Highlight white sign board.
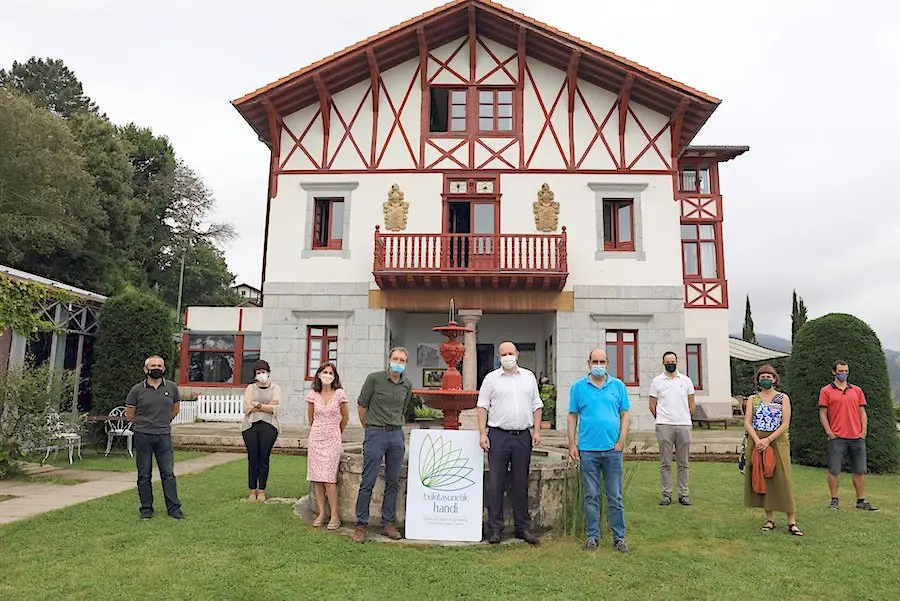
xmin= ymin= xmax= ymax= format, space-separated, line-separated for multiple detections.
xmin=405 ymin=429 xmax=484 ymax=542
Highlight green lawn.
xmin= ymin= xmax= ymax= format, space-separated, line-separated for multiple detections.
xmin=1 ymin=457 xmax=898 ymax=601
xmin=32 ymin=450 xmax=208 ymax=472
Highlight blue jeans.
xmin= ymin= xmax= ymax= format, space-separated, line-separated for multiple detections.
xmin=355 ymin=428 xmax=405 ymax=526
xmin=580 ymin=449 xmax=625 ymax=541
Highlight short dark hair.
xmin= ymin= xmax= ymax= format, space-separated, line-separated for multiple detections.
xmin=662 ymin=351 xmax=678 ymax=361
xmin=756 ymin=364 xmax=780 ymax=387
xmin=312 ymin=362 xmax=343 ymax=392
xmin=832 ymin=360 xmax=849 ymax=371
xmin=253 ymin=360 xmax=270 ymax=372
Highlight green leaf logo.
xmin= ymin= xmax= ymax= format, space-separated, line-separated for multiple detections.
xmin=418 ymin=433 xmax=475 ymax=491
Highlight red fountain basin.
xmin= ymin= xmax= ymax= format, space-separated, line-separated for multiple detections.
xmin=412 ymin=389 xmax=480 ymax=431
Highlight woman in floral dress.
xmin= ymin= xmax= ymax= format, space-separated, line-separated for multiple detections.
xmin=306 ymin=362 xmax=348 ymax=529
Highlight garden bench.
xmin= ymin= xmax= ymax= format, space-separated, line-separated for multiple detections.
xmin=691 ymin=405 xmax=729 ymax=429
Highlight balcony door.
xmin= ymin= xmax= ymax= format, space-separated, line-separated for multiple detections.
xmin=444 ymin=176 xmax=500 ymax=271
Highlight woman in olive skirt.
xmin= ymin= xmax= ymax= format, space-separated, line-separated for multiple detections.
xmin=743 ymin=365 xmax=803 ymax=536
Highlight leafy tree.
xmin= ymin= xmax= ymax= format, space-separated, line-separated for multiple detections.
xmin=0 ymin=57 xmax=98 ymax=118
xmin=0 ymin=90 xmax=105 ymax=286
xmin=730 ymin=356 xmax=789 ymax=398
xmin=791 ymin=290 xmax=808 ymax=343
xmin=91 ymin=289 xmax=175 ymax=415
xmin=785 ymin=313 xmax=900 ymax=474
xmin=156 ymin=239 xmax=241 ymax=310
xmin=742 ymin=296 xmax=757 ymax=344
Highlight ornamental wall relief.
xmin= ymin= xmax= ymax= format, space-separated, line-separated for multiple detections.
xmin=533 ymin=183 xmax=559 ymax=232
xmin=382 ymin=183 xmax=409 ymax=231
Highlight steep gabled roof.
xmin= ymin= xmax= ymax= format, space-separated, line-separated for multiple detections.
xmin=233 ymin=0 xmax=720 ymax=151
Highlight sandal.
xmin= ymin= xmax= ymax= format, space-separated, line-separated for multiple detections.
xmin=326 ymin=518 xmax=341 ymax=531
xmin=761 ymin=520 xmax=776 ymax=531
xmin=312 ymin=515 xmax=326 ymax=527
xmin=788 ymin=523 xmax=804 ymax=536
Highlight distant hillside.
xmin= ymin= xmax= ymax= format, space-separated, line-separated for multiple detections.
xmin=731 ymin=333 xmax=899 ymax=401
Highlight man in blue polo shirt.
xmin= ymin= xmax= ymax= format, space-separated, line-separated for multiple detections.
xmin=567 ymin=347 xmax=630 ymax=553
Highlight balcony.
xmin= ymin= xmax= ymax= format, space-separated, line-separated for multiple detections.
xmin=372 ymin=226 xmax=568 ymax=290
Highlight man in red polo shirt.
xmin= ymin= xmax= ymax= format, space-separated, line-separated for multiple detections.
xmin=818 ymin=360 xmax=878 ymax=511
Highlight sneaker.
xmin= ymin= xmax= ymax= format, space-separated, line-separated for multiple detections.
xmin=829 ymin=498 xmax=840 ymax=510
xmin=582 ymin=538 xmax=599 ymax=552
xmin=659 ymin=496 xmax=672 ymax=506
xmin=613 ymin=539 xmax=630 ymax=553
xmin=679 ymin=496 xmax=692 ymax=506
xmin=383 ymin=523 xmax=402 ymax=540
xmin=352 ymin=526 xmax=367 ymax=543
xmin=856 ymin=500 xmax=879 ymax=511
xmin=140 ymin=514 xmax=152 ymax=521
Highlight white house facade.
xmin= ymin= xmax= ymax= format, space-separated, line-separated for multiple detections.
xmin=216 ymin=0 xmax=748 ymax=430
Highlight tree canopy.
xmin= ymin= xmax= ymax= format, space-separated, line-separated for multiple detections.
xmin=785 ymin=313 xmax=900 ymax=474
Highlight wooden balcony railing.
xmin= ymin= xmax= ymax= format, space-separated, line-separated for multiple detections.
xmin=372 ymin=226 xmax=568 ymax=290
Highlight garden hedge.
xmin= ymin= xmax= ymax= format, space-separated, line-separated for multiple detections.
xmin=91 ymin=290 xmax=175 ymax=415
xmin=785 ymin=313 xmax=899 ymax=474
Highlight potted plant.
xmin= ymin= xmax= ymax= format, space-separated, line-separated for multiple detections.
xmin=539 ymin=384 xmax=556 ymax=429
xmin=414 ymin=405 xmax=444 ymax=428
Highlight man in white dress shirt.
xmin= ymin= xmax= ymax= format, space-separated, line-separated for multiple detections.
xmin=648 ymin=351 xmax=696 ymax=506
xmin=477 ymin=341 xmax=543 ymax=545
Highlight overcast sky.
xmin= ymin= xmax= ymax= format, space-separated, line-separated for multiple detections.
xmin=3 ymin=0 xmax=898 ymax=348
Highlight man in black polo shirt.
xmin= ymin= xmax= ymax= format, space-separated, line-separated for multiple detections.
xmin=352 ymin=347 xmax=412 ymax=543
xmin=126 ymin=355 xmax=183 ymax=520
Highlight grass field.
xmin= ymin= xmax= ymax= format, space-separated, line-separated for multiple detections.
xmin=1 ymin=456 xmax=897 ymax=601
xmin=31 ymin=450 xmax=208 ymax=472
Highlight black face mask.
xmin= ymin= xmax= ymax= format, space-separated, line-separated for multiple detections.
xmin=664 ymin=364 xmax=677 ymax=373
xmin=147 ymin=368 xmax=165 ymax=379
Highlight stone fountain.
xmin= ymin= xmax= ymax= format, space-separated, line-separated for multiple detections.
xmin=411 ymin=299 xmax=480 ymax=430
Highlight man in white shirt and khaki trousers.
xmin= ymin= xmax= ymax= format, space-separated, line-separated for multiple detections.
xmin=477 ymin=342 xmax=543 ymax=545
xmin=648 ymin=351 xmax=696 ymax=506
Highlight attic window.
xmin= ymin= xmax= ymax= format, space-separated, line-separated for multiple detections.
xmin=430 ymin=88 xmax=467 ymax=132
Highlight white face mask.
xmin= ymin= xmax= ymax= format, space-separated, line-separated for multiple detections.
xmin=255 ymin=372 xmax=270 ymax=383
xmin=319 ymin=373 xmax=335 ymax=386
xmin=500 ymin=355 xmax=517 ymax=370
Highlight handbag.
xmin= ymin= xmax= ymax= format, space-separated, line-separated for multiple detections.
xmin=737 ymin=432 xmax=748 ymax=474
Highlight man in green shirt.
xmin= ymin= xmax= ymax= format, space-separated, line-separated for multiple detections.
xmin=353 ymin=347 xmax=412 ymax=543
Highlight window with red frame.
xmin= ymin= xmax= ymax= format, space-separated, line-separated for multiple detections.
xmin=679 ymin=164 xmax=711 ymax=193
xmin=307 ymin=326 xmax=338 ymax=379
xmin=184 ymin=333 xmax=261 ymax=385
xmin=606 ymin=330 xmax=638 ymax=385
xmin=312 ymin=198 xmax=344 ymax=249
xmin=602 ymin=199 xmax=635 ymax=251
xmin=478 ymin=89 xmax=513 ymax=132
xmin=429 ymin=88 xmax=467 ymax=132
xmin=681 ymin=224 xmax=719 ymax=278
xmin=685 ymin=343 xmax=702 ymax=390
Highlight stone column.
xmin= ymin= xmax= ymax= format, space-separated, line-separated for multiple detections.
xmin=457 ymin=309 xmax=482 ymax=430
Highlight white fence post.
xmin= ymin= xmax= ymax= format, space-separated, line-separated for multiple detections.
xmin=196 ymin=394 xmax=244 ymax=422
xmin=172 ymin=400 xmax=199 ymax=425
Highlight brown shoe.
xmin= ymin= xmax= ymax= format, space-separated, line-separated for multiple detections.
xmin=352 ymin=526 xmax=367 ymax=543
xmin=383 ymin=523 xmax=402 ymax=540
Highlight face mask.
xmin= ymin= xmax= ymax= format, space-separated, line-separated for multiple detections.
xmin=319 ymin=373 xmax=334 ymax=385
xmin=759 ymin=379 xmax=774 ymax=389
xmin=590 ymin=366 xmax=607 ymax=378
xmin=147 ymin=368 xmax=164 ymax=379
xmin=836 ymin=373 xmax=849 ymax=382
xmin=664 ymin=364 xmax=677 ymax=373
xmin=255 ymin=372 xmax=270 ymax=383
xmin=389 ymin=362 xmax=405 ymax=374
xmin=500 ymin=356 xmax=517 ymax=370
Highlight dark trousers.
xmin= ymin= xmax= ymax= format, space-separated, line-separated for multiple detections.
xmin=134 ymin=432 xmax=181 ymax=517
xmin=487 ymin=427 xmax=532 ymax=534
xmin=242 ymin=421 xmax=279 ymax=489
xmin=355 ymin=428 xmax=405 ymax=526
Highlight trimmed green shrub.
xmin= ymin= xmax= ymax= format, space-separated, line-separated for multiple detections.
xmin=731 ymin=356 xmax=789 ymax=398
xmin=785 ymin=313 xmax=900 ymax=474
xmin=91 ymin=289 xmax=175 ymax=415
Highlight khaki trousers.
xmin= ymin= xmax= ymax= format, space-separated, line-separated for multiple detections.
xmin=656 ymin=424 xmax=691 ymax=498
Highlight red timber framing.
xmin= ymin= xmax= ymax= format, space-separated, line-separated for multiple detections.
xmin=233 ymin=0 xmax=722 ymax=176
xmin=675 ymin=146 xmax=748 ymax=310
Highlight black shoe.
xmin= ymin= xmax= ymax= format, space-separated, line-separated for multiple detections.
xmin=829 ymin=498 xmax=840 ymax=510
xmin=516 ymin=531 xmax=540 ymax=545
xmin=488 ymin=532 xmax=501 ymax=544
xmin=856 ymin=500 xmax=879 ymax=511
xmin=582 ymin=537 xmax=599 ymax=552
xmin=659 ymin=496 xmax=672 ymax=506
xmin=169 ymin=512 xmax=184 ymax=520
xmin=613 ymin=538 xmax=630 ymax=553
xmin=679 ymin=496 xmax=692 ymax=506
xmin=140 ymin=514 xmax=153 ymax=521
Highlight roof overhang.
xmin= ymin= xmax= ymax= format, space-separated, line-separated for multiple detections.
xmin=682 ymin=145 xmax=750 ymax=163
xmin=0 ymin=264 xmax=107 ymax=304
xmin=233 ymin=0 xmax=720 ymax=152
xmin=728 ymin=337 xmax=789 ymax=362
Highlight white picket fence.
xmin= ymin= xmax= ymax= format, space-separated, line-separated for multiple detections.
xmin=172 ymin=400 xmax=199 ymax=425
xmin=196 ymin=394 xmax=244 ymax=422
